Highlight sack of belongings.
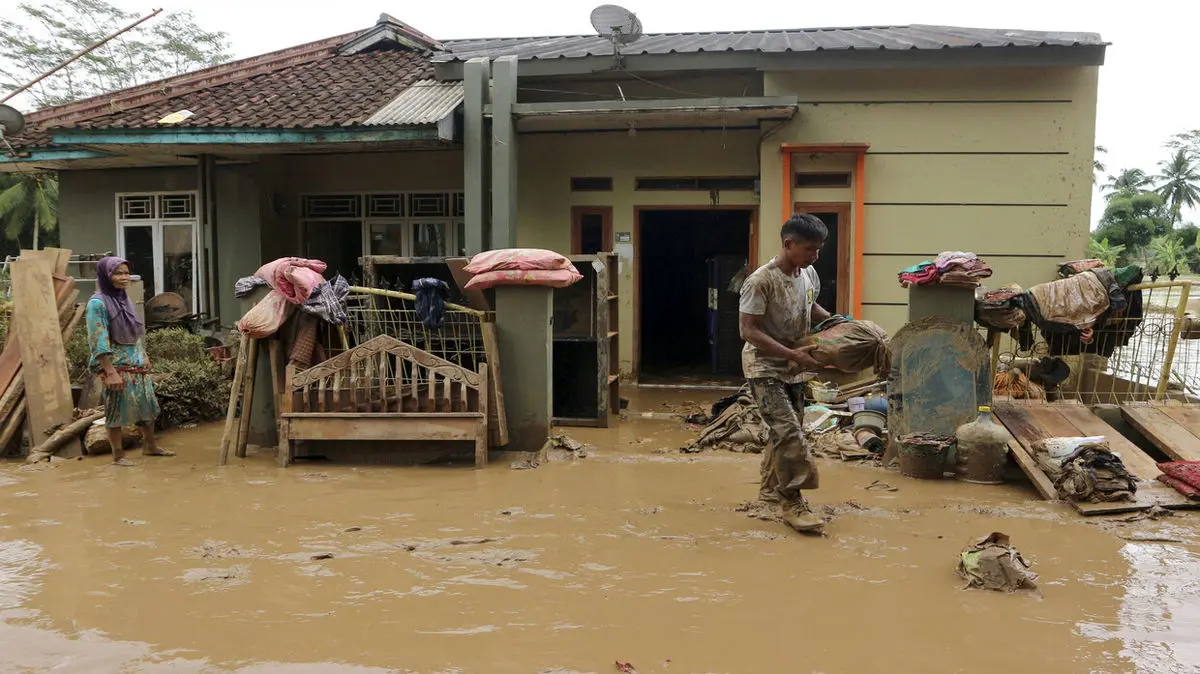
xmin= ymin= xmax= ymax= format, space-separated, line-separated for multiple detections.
xmin=1032 ymin=436 xmax=1137 ymax=502
xmin=956 ymin=532 xmax=1039 ymax=593
xmin=801 ymin=316 xmax=891 ymax=375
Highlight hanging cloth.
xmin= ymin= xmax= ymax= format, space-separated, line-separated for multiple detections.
xmin=413 ymin=278 xmax=450 ymax=330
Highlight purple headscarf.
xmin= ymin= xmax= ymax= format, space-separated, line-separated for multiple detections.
xmin=92 ymin=256 xmax=144 ymax=345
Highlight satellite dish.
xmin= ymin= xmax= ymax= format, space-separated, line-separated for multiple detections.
xmin=0 ymin=105 xmax=25 ymax=137
xmin=590 ymin=4 xmax=643 ymax=46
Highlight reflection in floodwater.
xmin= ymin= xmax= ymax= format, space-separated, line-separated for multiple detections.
xmin=1079 ymin=543 xmax=1200 ymax=673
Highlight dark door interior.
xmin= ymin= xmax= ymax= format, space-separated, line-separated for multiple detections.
xmin=801 ymin=209 xmax=841 ymax=315
xmin=578 ymin=212 xmax=606 ymax=255
xmin=305 ymin=221 xmax=363 ymax=281
xmin=639 ymin=209 xmax=751 ymax=380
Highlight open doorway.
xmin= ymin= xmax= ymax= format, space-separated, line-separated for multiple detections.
xmin=638 ymin=208 xmax=753 ymax=385
xmin=793 ymin=202 xmax=851 ymax=316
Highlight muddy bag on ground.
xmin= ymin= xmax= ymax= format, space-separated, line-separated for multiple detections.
xmin=957 ymin=532 xmax=1038 ymax=593
xmin=801 ymin=317 xmax=891 ymax=375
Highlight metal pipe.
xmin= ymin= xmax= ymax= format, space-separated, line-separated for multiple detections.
xmin=0 ymin=9 xmax=164 ymax=106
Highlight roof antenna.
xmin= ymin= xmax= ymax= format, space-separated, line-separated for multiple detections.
xmin=590 ymin=4 xmax=643 ymax=68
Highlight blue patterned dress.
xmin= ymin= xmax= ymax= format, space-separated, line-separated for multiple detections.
xmin=86 ymin=298 xmax=160 ymax=428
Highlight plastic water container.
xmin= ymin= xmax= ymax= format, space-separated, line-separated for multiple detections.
xmin=848 ymin=397 xmax=866 ymax=413
xmin=954 ymin=406 xmax=1009 ymax=484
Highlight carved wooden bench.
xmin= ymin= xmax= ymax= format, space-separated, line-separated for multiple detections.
xmin=278 ymin=335 xmax=489 ymax=467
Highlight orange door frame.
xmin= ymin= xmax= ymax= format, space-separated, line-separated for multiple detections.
xmin=780 ymin=143 xmax=869 ymax=318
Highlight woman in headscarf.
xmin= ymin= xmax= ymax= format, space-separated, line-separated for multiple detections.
xmin=86 ymin=257 xmax=174 ymax=465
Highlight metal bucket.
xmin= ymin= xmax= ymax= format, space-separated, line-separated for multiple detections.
xmin=898 ymin=437 xmax=950 ymax=480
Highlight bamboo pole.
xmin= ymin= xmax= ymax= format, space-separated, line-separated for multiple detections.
xmin=348 ymin=285 xmax=485 ymax=317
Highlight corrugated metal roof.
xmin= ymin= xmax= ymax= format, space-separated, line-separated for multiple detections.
xmin=363 ymin=79 xmax=464 ymax=126
xmin=436 ymin=25 xmax=1105 ymax=63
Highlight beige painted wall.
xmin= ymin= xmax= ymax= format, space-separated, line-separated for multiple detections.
xmin=516 ymin=130 xmax=760 ymax=374
xmin=761 ymin=66 xmax=1100 ymax=334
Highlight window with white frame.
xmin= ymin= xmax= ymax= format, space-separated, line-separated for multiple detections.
xmin=115 ymin=192 xmax=200 ymax=314
xmin=300 ymin=191 xmax=466 ymax=279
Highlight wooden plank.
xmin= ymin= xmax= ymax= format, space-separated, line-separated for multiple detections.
xmin=1121 ymin=404 xmax=1200 ymax=463
xmin=480 ymin=321 xmax=508 ymax=447
xmin=1054 ymin=405 xmax=1197 ymax=513
xmin=218 ymin=333 xmax=250 ymax=465
xmin=1160 ymin=406 xmax=1200 ymax=437
xmin=445 ymin=257 xmax=491 ymax=312
xmin=284 ymin=415 xmax=479 ymax=441
xmin=235 ymin=338 xmax=259 ymax=458
xmin=991 ymin=406 xmax=1058 ymax=501
xmin=44 ymin=247 xmax=71 ymax=276
xmin=10 ymin=258 xmax=73 ymax=444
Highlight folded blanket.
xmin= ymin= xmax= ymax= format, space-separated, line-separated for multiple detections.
xmin=1157 ymin=461 xmax=1200 ymax=496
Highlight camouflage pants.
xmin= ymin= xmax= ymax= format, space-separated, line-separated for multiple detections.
xmin=749 ymin=378 xmax=819 ymax=505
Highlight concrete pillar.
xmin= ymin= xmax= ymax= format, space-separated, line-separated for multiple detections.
xmin=198 ymin=154 xmax=219 ymax=320
xmin=490 ymin=55 xmax=519 ymax=250
xmin=463 ymin=57 xmax=491 ymax=256
xmin=494 ymin=285 xmax=552 ymax=452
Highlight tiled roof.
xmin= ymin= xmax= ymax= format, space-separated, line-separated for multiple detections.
xmin=437 ymin=24 xmax=1106 ymax=62
xmin=364 ymin=80 xmax=464 ymax=126
xmin=65 ymin=50 xmax=432 ymax=131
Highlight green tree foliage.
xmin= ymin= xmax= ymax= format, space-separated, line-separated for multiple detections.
xmin=1093 ymin=145 xmax=1107 ymax=184
xmin=1155 ymin=148 xmax=1200 ymax=224
xmin=1146 ymin=235 xmax=1192 ymax=274
xmin=0 ymin=171 xmax=57 ymax=249
xmin=1087 ymin=237 xmax=1125 ymax=267
xmin=1102 ymin=168 xmax=1154 ymax=202
xmin=0 ymin=0 xmax=231 ymax=108
xmin=1093 ymin=191 xmax=1172 ymax=251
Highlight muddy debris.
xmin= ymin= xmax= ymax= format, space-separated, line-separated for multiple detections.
xmin=343 ymin=526 xmax=363 ymax=533
xmin=189 ymin=541 xmax=249 ymax=559
xmin=615 ymin=661 xmax=639 ymax=674
xmin=544 ymin=433 xmax=593 ymax=461
xmin=865 ymin=480 xmax=899 ymax=492
xmin=956 ymin=532 xmax=1039 ymax=594
xmin=311 ymin=553 xmax=335 ymax=560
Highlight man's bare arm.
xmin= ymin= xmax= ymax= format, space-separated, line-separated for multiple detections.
xmin=740 ymin=312 xmax=819 ymax=368
xmin=811 ymin=302 xmax=832 ymax=326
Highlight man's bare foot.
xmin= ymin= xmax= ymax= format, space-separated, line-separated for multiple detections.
xmin=143 ymin=448 xmax=175 ymax=457
xmin=112 ymin=457 xmax=138 ymax=467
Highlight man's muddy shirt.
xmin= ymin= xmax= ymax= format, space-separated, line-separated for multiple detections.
xmin=739 ymin=259 xmax=820 ymax=383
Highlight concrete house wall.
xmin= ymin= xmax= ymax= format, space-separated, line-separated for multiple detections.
xmin=761 ymin=66 xmax=1099 ymax=331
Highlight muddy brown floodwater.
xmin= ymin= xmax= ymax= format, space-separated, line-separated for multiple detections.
xmin=2 ymin=389 xmax=1199 ymax=673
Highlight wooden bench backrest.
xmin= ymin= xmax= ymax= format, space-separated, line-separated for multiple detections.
xmin=286 ymin=335 xmax=487 ymax=415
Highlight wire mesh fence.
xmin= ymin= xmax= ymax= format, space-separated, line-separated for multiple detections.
xmin=991 ymin=281 xmax=1197 ymax=405
xmin=317 ymin=289 xmax=491 ymax=373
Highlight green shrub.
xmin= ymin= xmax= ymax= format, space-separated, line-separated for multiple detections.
xmin=151 ymin=358 xmax=230 ymax=428
xmin=65 ymin=321 xmax=90 ymax=382
xmin=146 ymin=328 xmax=209 ymax=362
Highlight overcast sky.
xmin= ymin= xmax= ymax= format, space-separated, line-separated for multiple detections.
xmin=5 ymin=0 xmax=1197 ymax=226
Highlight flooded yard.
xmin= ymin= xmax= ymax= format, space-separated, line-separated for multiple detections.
xmin=1 ymin=391 xmax=1198 ymax=673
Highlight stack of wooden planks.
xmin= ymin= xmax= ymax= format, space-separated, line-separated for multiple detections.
xmin=0 ymin=248 xmax=86 ymax=457
xmin=994 ymin=401 xmax=1200 ymax=515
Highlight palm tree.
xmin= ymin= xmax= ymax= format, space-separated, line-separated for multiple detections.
xmin=1087 ymin=237 xmax=1125 ymax=267
xmin=1093 ymin=145 xmax=1107 ymax=184
xmin=0 ymin=171 xmax=58 ymax=249
xmin=1103 ymin=168 xmax=1153 ymax=201
xmin=1155 ymin=149 xmax=1200 ymax=225
xmin=1146 ymin=235 xmax=1191 ymax=274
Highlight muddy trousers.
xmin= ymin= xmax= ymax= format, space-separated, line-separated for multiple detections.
xmin=748 ymin=378 xmax=819 ymax=505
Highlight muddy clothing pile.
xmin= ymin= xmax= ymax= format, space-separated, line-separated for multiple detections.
xmin=681 ymin=387 xmax=768 ymax=454
xmin=956 ymin=532 xmax=1039 ymax=593
xmin=1034 ymin=438 xmax=1137 ymax=503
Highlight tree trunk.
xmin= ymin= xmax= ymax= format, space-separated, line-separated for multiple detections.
xmin=32 ymin=211 xmax=38 ymax=250
xmin=26 ymin=410 xmax=105 ymax=462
